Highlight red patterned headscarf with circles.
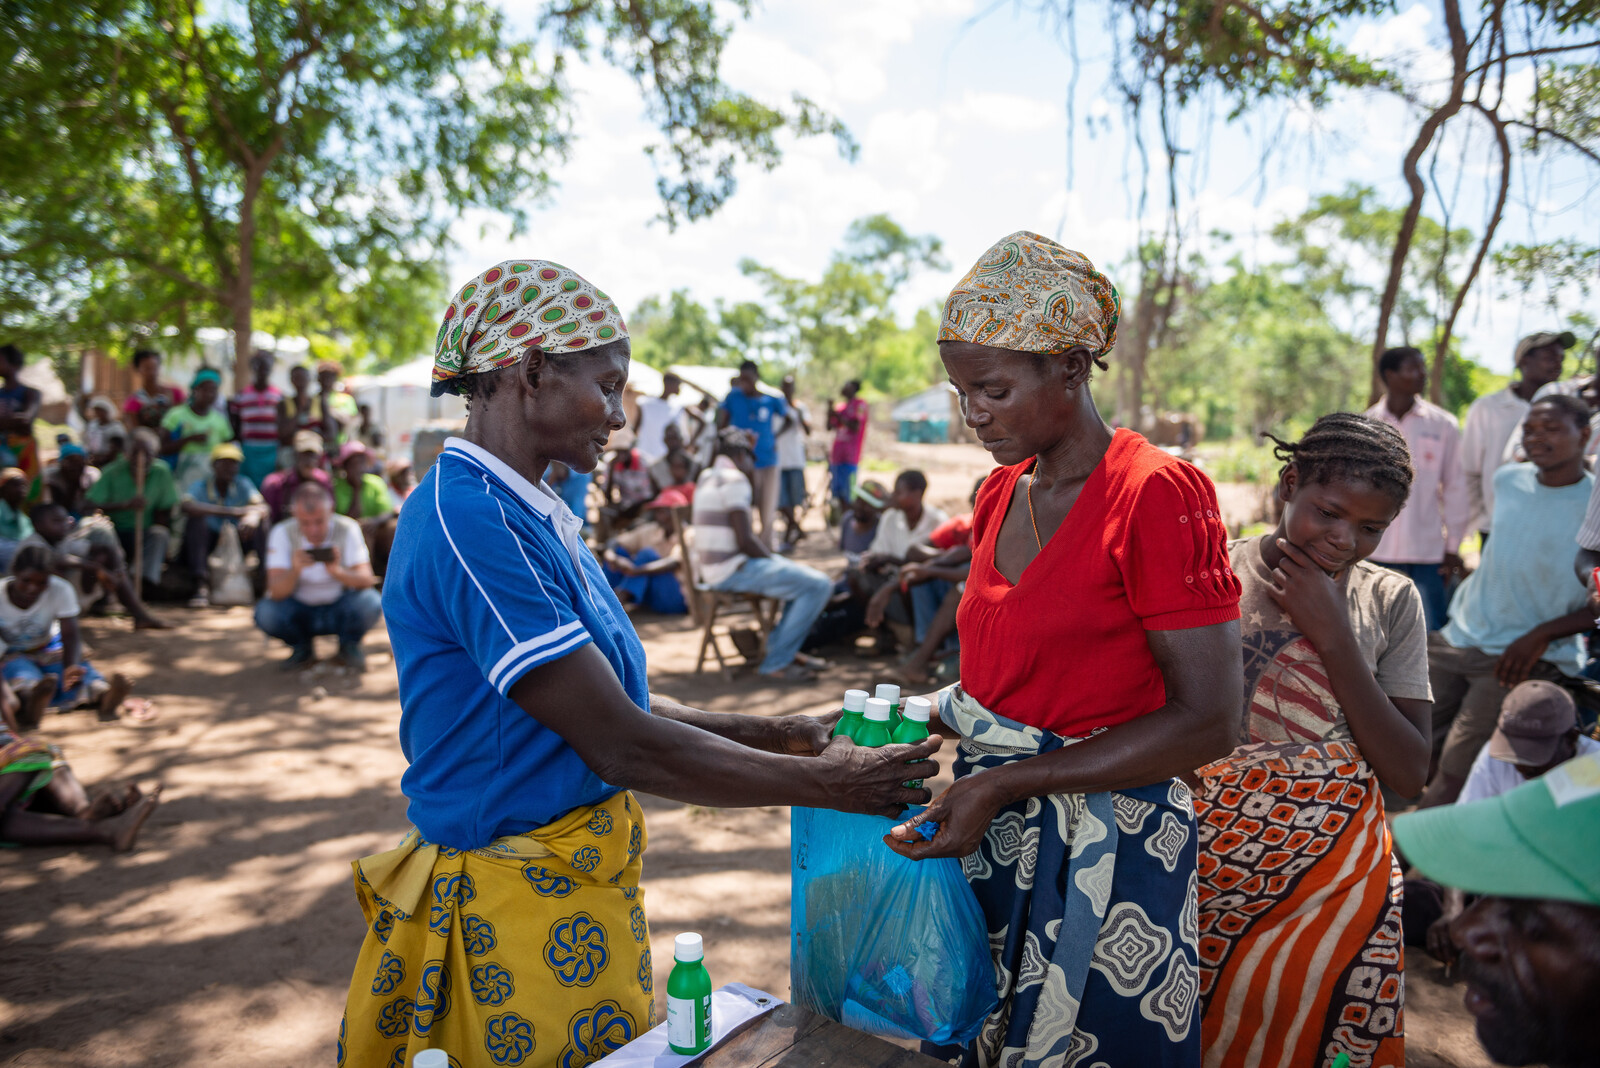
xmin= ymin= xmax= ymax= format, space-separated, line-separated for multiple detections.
xmin=431 ymin=260 xmax=628 ymax=397
xmin=939 ymin=232 xmax=1120 ymax=358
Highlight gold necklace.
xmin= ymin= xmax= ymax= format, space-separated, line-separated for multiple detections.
xmin=1026 ymin=474 xmax=1043 ymax=551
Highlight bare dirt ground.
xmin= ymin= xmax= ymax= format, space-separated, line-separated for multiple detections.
xmin=0 ymin=449 xmax=1493 ymax=1067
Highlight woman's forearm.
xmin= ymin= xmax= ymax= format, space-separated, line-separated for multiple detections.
xmin=1316 ymin=628 xmax=1429 ymax=795
xmin=649 ymin=692 xmax=789 ymax=752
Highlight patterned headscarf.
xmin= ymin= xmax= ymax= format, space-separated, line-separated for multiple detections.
xmin=939 ymin=232 xmax=1121 ymax=359
xmin=431 ymin=259 xmax=628 ymax=397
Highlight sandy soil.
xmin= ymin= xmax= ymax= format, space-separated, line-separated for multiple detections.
xmin=0 ymin=455 xmax=1494 ymax=1067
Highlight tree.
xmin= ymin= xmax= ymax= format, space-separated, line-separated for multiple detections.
xmin=0 ymin=0 xmax=852 ymax=379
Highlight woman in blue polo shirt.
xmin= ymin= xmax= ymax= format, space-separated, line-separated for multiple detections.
xmin=340 ymin=259 xmax=939 ymax=1067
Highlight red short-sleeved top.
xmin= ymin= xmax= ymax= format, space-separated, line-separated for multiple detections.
xmin=957 ymin=429 xmax=1240 ymax=736
xmin=928 ymin=513 xmax=974 ymax=550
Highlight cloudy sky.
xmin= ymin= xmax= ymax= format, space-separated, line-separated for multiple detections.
xmin=453 ymin=0 xmax=1600 ymax=373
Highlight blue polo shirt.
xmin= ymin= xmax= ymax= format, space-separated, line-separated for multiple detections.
xmin=718 ymin=389 xmax=789 ymax=469
xmin=384 ymin=437 xmax=649 ymax=850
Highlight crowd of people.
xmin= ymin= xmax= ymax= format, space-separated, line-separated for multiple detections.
xmin=6 ymin=237 xmax=1600 ymax=1068
xmin=0 ymin=345 xmax=408 ymax=855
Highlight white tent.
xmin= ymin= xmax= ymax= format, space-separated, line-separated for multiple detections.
xmin=666 ymin=363 xmax=782 ymax=401
xmin=350 ymin=356 xmax=467 ymax=461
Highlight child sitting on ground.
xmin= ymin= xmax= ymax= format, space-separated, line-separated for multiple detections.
xmin=2 ymin=545 xmax=133 ymax=727
xmin=0 ymin=677 xmax=159 ymax=851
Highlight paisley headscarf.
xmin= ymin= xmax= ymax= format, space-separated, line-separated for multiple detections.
xmin=431 ymin=260 xmax=628 ymax=397
xmin=939 ymin=232 xmax=1121 ymax=359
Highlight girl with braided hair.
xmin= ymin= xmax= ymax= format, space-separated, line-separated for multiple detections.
xmin=1194 ymin=413 xmax=1432 ymax=1068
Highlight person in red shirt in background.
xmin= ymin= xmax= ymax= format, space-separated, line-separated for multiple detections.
xmin=826 ymin=379 xmax=868 ymax=517
xmin=888 ymin=475 xmax=985 ymax=685
xmin=886 ymin=232 xmax=1241 ymax=1066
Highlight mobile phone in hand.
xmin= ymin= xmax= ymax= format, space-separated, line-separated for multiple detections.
xmin=309 ymin=546 xmax=335 ymax=563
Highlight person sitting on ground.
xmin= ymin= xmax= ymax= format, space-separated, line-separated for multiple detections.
xmin=0 ymin=680 xmax=160 ymax=851
xmin=257 ymin=482 xmax=382 ymax=671
xmin=1392 ymin=751 xmax=1600 ymax=1068
xmin=602 ymin=490 xmax=689 ymax=615
xmin=861 ymin=470 xmax=949 ymax=645
xmin=599 ymin=444 xmax=654 ymax=538
xmin=260 ymin=431 xmax=332 ymax=524
xmin=885 ymin=475 xmax=986 ymax=685
xmin=44 ymin=444 xmax=98 ymax=520
xmin=83 ymin=397 xmax=122 ymax=467
xmin=647 ymin=423 xmax=700 ymax=494
xmin=0 ymin=468 xmax=34 ymax=573
xmin=121 ymin=347 xmax=183 ymax=432
xmin=83 ymin=429 xmax=177 ymax=592
xmin=23 ymin=503 xmax=170 ymax=630
xmin=839 ymin=480 xmax=886 ymax=570
xmin=159 ymin=367 xmax=235 ymax=493
xmin=1408 ymin=679 xmax=1600 ymax=962
xmin=180 ymin=443 xmax=268 ymax=607
xmin=333 ymin=441 xmax=398 ymax=576
xmin=1421 ymin=394 xmax=1596 ymax=808
xmin=776 ymin=373 xmax=812 ymax=549
xmin=385 ymin=458 xmax=415 ymax=511
xmin=692 ymin=428 xmax=832 ymax=680
xmin=2 ymin=545 xmax=133 ymax=727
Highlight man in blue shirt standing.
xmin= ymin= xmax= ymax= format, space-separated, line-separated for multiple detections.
xmin=717 ymin=359 xmax=789 ymax=548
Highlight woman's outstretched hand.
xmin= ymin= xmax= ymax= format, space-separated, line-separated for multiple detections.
xmin=816 ymin=735 xmax=943 ymax=818
xmin=884 ymin=773 xmax=1006 ymax=861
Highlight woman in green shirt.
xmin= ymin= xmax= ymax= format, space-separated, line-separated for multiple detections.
xmin=333 ymin=442 xmax=398 ymax=575
xmin=160 ymin=369 xmax=234 ymax=491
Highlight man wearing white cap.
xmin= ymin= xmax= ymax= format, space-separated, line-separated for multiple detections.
xmin=1393 ymin=753 xmax=1600 ymax=1068
xmin=1461 ymin=331 xmax=1570 ymax=545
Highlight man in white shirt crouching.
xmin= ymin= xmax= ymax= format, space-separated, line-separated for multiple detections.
xmin=256 ymin=482 xmax=382 ymax=672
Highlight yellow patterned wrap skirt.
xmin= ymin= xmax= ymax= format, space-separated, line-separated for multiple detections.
xmin=340 ymin=791 xmax=652 ymax=1068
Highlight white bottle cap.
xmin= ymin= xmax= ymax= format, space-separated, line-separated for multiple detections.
xmin=875 ymin=683 xmax=901 ymax=705
xmin=843 ymin=689 xmax=869 ymax=713
xmin=903 ymin=696 xmax=932 ymax=723
xmin=864 ymin=697 xmax=892 ymax=722
xmin=674 ymin=932 xmax=705 ymax=962
xmin=413 ymin=1052 xmax=449 ymax=1068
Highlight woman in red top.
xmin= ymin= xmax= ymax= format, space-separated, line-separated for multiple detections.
xmin=889 ymin=232 xmax=1243 ymax=1067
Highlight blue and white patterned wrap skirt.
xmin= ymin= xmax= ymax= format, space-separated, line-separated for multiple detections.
xmin=926 ymin=685 xmax=1202 ymax=1068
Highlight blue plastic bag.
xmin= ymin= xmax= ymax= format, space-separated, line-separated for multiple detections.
xmin=790 ymin=806 xmax=997 ymax=1046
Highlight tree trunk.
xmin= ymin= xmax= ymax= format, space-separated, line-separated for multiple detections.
xmin=1434 ymin=104 xmax=1512 ymax=405
xmin=1123 ymin=281 xmax=1160 ymax=433
xmin=1369 ymin=0 xmax=1469 ymax=403
xmin=232 ymin=171 xmax=261 ymax=386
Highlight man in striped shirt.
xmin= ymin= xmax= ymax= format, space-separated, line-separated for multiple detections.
xmin=229 ymin=350 xmax=286 ymax=489
xmin=692 ymin=429 xmax=831 ymax=680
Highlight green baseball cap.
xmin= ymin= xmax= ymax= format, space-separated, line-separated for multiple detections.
xmin=1392 ymin=752 xmax=1600 ymax=906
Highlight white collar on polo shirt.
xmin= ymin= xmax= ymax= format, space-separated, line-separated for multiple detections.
xmin=440 ymin=436 xmax=588 ymax=582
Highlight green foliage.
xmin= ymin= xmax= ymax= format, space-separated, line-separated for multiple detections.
xmin=1197 ymin=438 xmax=1282 ymax=484
xmin=0 ymin=0 xmax=846 ymax=369
xmin=626 ymin=215 xmax=946 ymax=399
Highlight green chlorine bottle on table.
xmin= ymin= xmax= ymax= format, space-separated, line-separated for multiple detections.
xmin=832 ymin=688 xmax=870 ymax=742
xmin=854 ymin=697 xmax=894 ymax=749
xmin=893 ymin=696 xmax=932 ymax=787
xmin=874 ymin=683 xmax=901 ymax=730
xmin=668 ymin=932 xmax=713 ymax=1055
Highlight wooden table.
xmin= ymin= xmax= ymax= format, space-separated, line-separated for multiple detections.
xmin=686 ymin=1002 xmax=949 ymax=1068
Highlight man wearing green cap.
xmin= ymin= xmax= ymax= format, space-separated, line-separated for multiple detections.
xmin=1393 ymin=752 xmax=1600 ymax=1067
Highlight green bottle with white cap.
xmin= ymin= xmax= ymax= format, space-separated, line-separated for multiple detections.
xmin=892 ymin=695 xmax=932 ymax=787
xmin=853 ymin=697 xmax=894 ymax=749
xmin=667 ymin=932 xmax=713 ymax=1054
xmin=875 ymin=683 xmax=901 ymax=730
xmin=833 ymin=688 xmax=870 ymax=742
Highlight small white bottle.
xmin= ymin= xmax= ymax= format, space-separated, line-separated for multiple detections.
xmin=413 ymin=1050 xmax=449 ymax=1068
